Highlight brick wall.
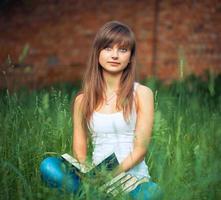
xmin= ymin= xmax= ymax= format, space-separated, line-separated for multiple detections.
xmin=155 ymin=0 xmax=221 ymax=81
xmin=0 ymin=0 xmax=220 ymax=90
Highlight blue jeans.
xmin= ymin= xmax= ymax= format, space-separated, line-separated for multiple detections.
xmin=40 ymin=157 xmax=162 ymax=199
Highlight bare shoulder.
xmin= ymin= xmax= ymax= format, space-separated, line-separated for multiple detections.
xmin=72 ymin=93 xmax=84 ymax=111
xmin=75 ymin=93 xmax=84 ymax=104
xmin=136 ymin=83 xmax=154 ymax=100
xmin=135 ymin=83 xmax=154 ymax=113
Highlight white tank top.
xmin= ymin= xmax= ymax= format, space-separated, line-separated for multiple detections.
xmin=89 ymin=82 xmax=150 ymax=179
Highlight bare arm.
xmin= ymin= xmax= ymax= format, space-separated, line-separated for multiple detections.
xmin=114 ymin=85 xmax=154 ymax=175
xmin=72 ymin=94 xmax=87 ymax=164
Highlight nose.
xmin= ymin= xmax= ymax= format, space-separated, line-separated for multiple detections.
xmin=111 ymin=49 xmax=119 ymax=59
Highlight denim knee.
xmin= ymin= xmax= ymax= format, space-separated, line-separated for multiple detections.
xmin=40 ymin=156 xmax=80 ymax=193
xmin=129 ymin=181 xmax=163 ymax=200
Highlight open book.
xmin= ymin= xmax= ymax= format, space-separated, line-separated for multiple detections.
xmin=61 ymin=153 xmax=149 ymax=197
xmin=61 ymin=152 xmax=119 ymax=178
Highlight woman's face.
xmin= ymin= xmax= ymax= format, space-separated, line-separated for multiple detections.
xmin=98 ymin=44 xmax=131 ymax=74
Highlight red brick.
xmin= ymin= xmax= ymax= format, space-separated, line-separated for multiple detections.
xmin=0 ymin=0 xmax=220 ymax=89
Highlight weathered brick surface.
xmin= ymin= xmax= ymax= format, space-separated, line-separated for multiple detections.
xmin=0 ymin=0 xmax=220 ymax=90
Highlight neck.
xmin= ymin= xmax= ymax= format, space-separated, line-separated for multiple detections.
xmin=103 ymin=71 xmax=122 ymax=93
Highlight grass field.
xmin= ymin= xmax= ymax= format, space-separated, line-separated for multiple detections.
xmin=0 ymin=74 xmax=220 ymax=200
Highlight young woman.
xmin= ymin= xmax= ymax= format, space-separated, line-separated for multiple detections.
xmin=40 ymin=21 xmax=161 ymax=199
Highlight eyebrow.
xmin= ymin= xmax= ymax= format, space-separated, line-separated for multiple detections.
xmin=118 ymin=46 xmax=129 ymax=49
xmin=109 ymin=43 xmax=130 ymax=49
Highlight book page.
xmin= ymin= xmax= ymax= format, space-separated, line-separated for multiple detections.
xmin=61 ymin=153 xmax=93 ymax=173
xmin=101 ymin=173 xmax=149 ymax=197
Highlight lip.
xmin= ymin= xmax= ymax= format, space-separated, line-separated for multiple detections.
xmin=107 ymin=61 xmax=121 ymax=65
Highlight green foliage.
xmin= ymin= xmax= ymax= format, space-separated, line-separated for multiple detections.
xmin=0 ymin=76 xmax=220 ymax=199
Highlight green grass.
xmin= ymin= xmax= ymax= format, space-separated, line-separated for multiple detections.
xmin=0 ymin=75 xmax=220 ymax=200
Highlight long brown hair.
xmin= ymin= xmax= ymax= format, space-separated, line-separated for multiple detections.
xmin=77 ymin=21 xmax=136 ymax=129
